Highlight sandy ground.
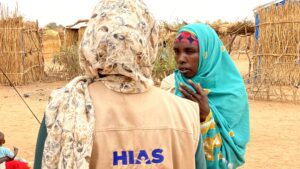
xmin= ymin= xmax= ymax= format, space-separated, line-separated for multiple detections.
xmin=0 ymin=54 xmax=300 ymax=168
xmin=0 ymin=81 xmax=66 ymax=166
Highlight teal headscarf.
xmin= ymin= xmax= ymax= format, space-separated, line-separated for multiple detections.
xmin=174 ymin=23 xmax=250 ymax=169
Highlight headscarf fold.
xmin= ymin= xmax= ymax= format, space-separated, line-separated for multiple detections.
xmin=174 ymin=24 xmax=250 ymax=168
xmin=42 ymin=0 xmax=158 ymax=168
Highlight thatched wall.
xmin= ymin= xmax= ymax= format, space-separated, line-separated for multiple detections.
xmin=64 ymin=20 xmax=88 ymax=48
xmin=58 ymin=30 xmax=65 ymax=46
xmin=64 ymin=28 xmax=78 ymax=48
xmin=0 ymin=16 xmax=44 ymax=85
xmin=78 ymin=27 xmax=86 ymax=43
xmin=64 ymin=26 xmax=86 ymax=48
xmin=251 ymin=0 xmax=300 ymax=101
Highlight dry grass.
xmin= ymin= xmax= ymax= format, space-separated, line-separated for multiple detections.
xmin=46 ymin=45 xmax=83 ymax=80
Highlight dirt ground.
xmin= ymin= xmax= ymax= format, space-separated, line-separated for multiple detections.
xmin=0 ymin=54 xmax=299 ymax=168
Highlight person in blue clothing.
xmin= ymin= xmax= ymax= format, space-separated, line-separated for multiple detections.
xmin=0 ymin=131 xmax=18 ymax=164
xmin=0 ymin=131 xmax=30 ymax=169
xmin=163 ymin=23 xmax=250 ymax=169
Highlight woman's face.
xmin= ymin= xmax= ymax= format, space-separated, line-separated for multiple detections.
xmin=173 ymin=41 xmax=199 ymax=78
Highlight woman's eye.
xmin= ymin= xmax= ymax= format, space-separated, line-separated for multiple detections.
xmin=173 ymin=49 xmax=179 ymax=55
xmin=185 ymin=49 xmax=195 ymax=54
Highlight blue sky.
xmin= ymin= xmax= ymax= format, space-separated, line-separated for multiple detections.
xmin=0 ymin=0 xmax=272 ymax=26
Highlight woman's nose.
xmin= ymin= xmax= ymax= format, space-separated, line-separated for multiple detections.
xmin=177 ymin=53 xmax=187 ymax=64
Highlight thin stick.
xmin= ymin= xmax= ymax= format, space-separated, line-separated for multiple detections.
xmin=0 ymin=67 xmax=41 ymax=124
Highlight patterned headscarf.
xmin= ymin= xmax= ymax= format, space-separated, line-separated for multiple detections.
xmin=79 ymin=0 xmax=158 ymax=93
xmin=175 ymin=31 xmax=199 ymax=47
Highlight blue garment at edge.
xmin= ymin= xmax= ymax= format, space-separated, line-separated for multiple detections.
xmin=0 ymin=147 xmax=14 ymax=158
xmin=174 ymin=23 xmax=250 ymax=169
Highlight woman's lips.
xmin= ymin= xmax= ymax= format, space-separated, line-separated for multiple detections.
xmin=179 ymin=67 xmax=190 ymax=74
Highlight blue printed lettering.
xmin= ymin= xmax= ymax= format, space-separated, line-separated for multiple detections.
xmin=113 ymin=148 xmax=164 ymax=166
xmin=128 ymin=150 xmax=135 ymax=164
xmin=113 ymin=151 xmax=127 ymax=166
xmin=152 ymin=149 xmax=164 ymax=163
xmin=135 ymin=150 xmax=151 ymax=164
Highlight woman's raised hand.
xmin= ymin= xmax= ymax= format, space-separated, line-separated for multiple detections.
xmin=179 ymin=80 xmax=210 ymax=122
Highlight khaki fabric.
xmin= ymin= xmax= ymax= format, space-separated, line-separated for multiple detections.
xmin=89 ymin=81 xmax=200 ymax=169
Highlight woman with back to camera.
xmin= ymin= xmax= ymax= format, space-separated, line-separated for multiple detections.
xmin=34 ymin=0 xmax=207 ymax=168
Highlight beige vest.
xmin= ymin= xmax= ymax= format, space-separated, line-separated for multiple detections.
xmin=89 ymin=81 xmax=200 ymax=169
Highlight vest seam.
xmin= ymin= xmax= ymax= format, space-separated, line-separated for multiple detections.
xmin=94 ymin=127 xmax=193 ymax=134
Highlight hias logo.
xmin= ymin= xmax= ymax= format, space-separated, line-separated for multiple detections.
xmin=113 ymin=149 xmax=164 ymax=166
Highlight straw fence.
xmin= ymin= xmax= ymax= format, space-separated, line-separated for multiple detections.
xmin=0 ymin=12 xmax=44 ymax=85
xmin=250 ymin=1 xmax=300 ymax=102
